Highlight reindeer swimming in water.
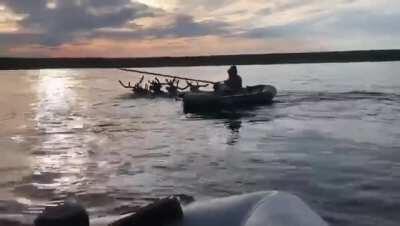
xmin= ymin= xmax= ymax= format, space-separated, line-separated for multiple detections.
xmin=118 ymin=76 xmax=150 ymax=96
xmin=148 ymin=77 xmax=165 ymax=95
xmin=165 ymin=78 xmax=181 ymax=97
xmin=118 ymin=72 xmax=211 ymax=98
xmin=180 ymin=81 xmax=209 ymax=92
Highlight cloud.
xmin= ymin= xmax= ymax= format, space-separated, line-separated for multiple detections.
xmin=0 ymin=32 xmax=42 ymax=45
xmin=10 ymin=35 xmax=306 ymax=57
xmin=257 ymin=0 xmax=314 ymax=15
xmin=1 ymin=0 xmax=155 ymax=46
xmin=257 ymin=0 xmax=358 ymax=16
xmin=0 ymin=0 xmax=232 ymax=49
xmin=241 ymin=7 xmax=400 ymax=40
xmin=95 ymin=14 xmax=231 ymax=40
xmin=1 ymin=0 xmax=400 ymax=56
xmin=158 ymin=14 xmax=229 ymax=37
xmin=328 ymin=10 xmax=400 ymax=35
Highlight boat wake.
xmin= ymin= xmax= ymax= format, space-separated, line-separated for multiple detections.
xmin=277 ymin=90 xmax=400 ymax=104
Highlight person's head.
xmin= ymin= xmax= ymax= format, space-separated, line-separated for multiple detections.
xmin=227 ymin=65 xmax=237 ymax=77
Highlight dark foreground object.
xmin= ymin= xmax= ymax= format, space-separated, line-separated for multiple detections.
xmin=31 ymin=192 xmax=327 ymax=226
xmin=183 ymin=85 xmax=277 ymax=113
xmin=110 ymin=197 xmax=183 ymax=226
xmin=34 ymin=202 xmax=89 ymax=226
xmin=1 ymin=49 xmax=400 ymax=70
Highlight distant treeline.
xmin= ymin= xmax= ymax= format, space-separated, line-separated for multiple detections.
xmin=1 ymin=49 xmax=400 ymax=70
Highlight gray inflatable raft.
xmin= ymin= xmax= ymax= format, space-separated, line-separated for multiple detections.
xmin=89 ymin=191 xmax=327 ymax=226
xmin=183 ymin=85 xmax=277 ymax=113
xmin=170 ymin=191 xmax=327 ymax=226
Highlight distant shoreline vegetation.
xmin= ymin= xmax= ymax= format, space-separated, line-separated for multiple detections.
xmin=1 ymin=49 xmax=400 ymax=70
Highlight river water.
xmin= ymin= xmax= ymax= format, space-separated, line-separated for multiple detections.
xmin=0 ymin=63 xmax=399 ymax=226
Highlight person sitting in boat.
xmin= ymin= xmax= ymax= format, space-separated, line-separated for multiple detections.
xmin=214 ymin=65 xmax=242 ymax=94
xmin=225 ymin=65 xmax=242 ymax=92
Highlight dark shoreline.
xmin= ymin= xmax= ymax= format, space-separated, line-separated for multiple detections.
xmin=1 ymin=49 xmax=400 ymax=70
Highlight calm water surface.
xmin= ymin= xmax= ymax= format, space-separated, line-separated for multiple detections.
xmin=0 ymin=63 xmax=400 ymax=226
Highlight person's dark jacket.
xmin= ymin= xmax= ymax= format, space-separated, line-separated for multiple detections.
xmin=225 ymin=75 xmax=242 ymax=92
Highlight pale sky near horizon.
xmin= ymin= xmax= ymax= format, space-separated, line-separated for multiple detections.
xmin=0 ymin=0 xmax=399 ymax=57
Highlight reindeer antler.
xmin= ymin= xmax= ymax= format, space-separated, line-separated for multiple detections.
xmin=119 ymin=80 xmax=134 ymax=88
xmin=138 ymin=76 xmax=144 ymax=84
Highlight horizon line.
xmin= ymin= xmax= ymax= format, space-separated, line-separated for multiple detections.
xmin=1 ymin=49 xmax=400 ymax=70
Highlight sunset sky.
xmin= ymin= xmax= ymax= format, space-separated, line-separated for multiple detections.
xmin=0 ymin=0 xmax=399 ymax=57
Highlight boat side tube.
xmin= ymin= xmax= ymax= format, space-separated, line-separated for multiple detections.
xmin=171 ymin=191 xmax=328 ymax=226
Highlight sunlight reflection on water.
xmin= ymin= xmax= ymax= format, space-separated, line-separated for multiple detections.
xmin=32 ymin=69 xmax=91 ymax=199
xmin=36 ymin=69 xmax=77 ymax=131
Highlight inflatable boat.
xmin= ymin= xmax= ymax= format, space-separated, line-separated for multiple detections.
xmin=31 ymin=191 xmax=327 ymax=226
xmin=172 ymin=191 xmax=327 ymax=226
xmin=102 ymin=191 xmax=327 ymax=226
xmin=183 ymin=85 xmax=277 ymax=113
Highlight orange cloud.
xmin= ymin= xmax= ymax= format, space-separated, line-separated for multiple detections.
xmin=9 ymin=35 xmax=322 ymax=57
